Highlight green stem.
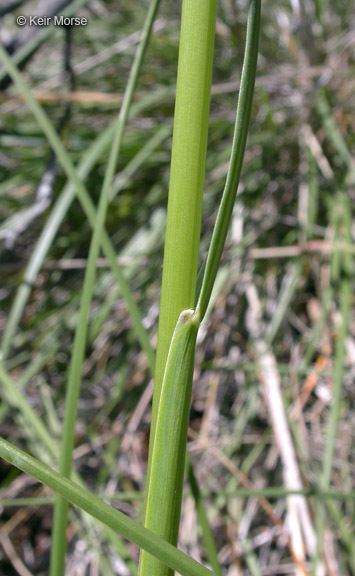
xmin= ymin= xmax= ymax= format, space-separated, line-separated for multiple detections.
xmin=146 ymin=0 xmax=217 ymax=506
xmin=141 ymin=0 xmax=217 ymax=572
xmin=141 ymin=2 xmax=261 ymax=574
xmin=141 ymin=310 xmax=200 ymax=576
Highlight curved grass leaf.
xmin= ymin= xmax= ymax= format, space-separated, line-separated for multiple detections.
xmin=0 ymin=42 xmax=154 ymax=374
xmin=196 ymin=0 xmax=261 ymax=322
xmin=0 ymin=437 xmax=216 ymax=576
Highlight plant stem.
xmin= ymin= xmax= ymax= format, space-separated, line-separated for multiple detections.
xmin=141 ymin=0 xmax=217 ymax=573
xmin=152 ymin=0 xmax=217 ymax=419
xmin=141 ymin=1 xmax=261 ymax=574
xmin=146 ymin=0 xmax=217 ymax=501
xmin=141 ymin=310 xmax=200 ymax=576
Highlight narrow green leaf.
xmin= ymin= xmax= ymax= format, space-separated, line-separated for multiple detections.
xmin=50 ymin=1 xmax=162 ymax=572
xmin=187 ymin=455 xmax=223 ymax=576
xmin=196 ymin=0 xmax=261 ymax=322
xmin=0 ymin=42 xmax=154 ymax=374
xmin=0 ymin=438 xmax=216 ymax=576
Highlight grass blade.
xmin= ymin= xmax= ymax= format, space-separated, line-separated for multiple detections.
xmin=187 ymin=455 xmax=223 ymax=576
xmin=0 ymin=39 xmax=155 ymax=374
xmin=0 ymin=437 xmax=216 ymax=576
xmin=196 ymin=0 xmax=261 ymax=322
xmin=49 ymin=1 xmax=162 ymax=572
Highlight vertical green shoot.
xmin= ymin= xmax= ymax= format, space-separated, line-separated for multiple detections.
xmin=141 ymin=0 xmax=217 ymax=573
xmin=140 ymin=311 xmax=200 ymax=576
xmin=141 ymin=1 xmax=261 ymax=575
xmin=49 ymin=1 xmax=161 ymax=573
xmin=150 ymin=0 xmax=217 ymax=445
xmin=196 ymin=0 xmax=261 ymax=322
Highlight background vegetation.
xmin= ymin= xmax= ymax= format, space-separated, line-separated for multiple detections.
xmin=0 ymin=0 xmax=354 ymax=575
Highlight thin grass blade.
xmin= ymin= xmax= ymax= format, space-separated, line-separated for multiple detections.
xmin=50 ymin=1 xmax=162 ymax=571
xmin=0 ymin=41 xmax=154 ymax=373
xmin=0 ymin=437 xmax=216 ymax=576
xmin=196 ymin=0 xmax=261 ymax=322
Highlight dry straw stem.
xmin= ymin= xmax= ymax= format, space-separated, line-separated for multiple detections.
xmin=0 ymin=532 xmax=33 ymax=576
xmin=245 ymin=285 xmax=322 ymax=576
